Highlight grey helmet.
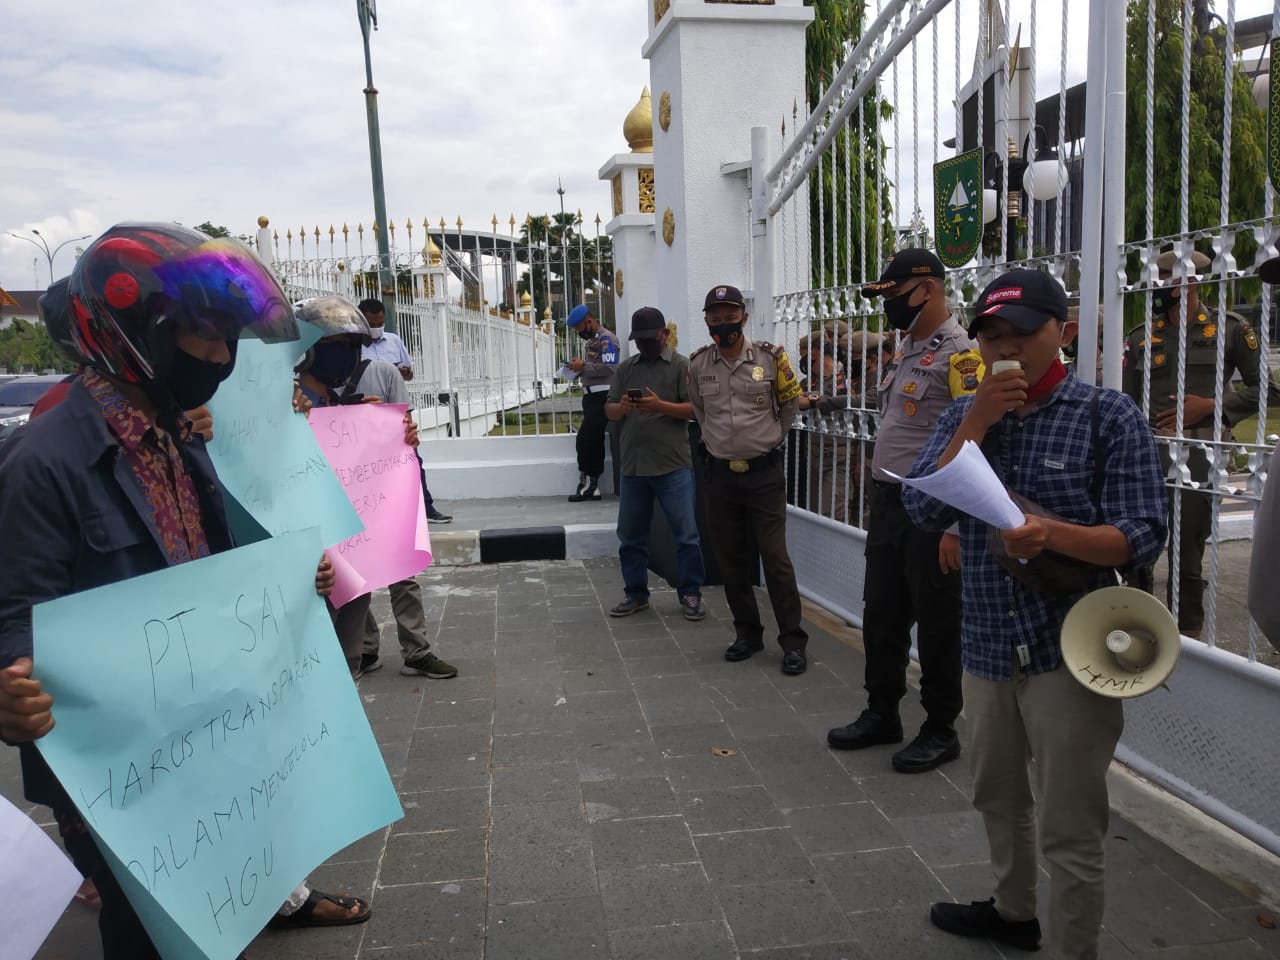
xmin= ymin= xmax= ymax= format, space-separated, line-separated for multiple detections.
xmin=293 ymin=295 xmax=373 ymax=373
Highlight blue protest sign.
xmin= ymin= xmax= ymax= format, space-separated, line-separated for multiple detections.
xmin=207 ymin=321 xmax=362 ymax=547
xmin=34 ymin=528 xmax=402 ymax=960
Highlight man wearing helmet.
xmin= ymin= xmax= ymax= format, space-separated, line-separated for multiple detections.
xmin=292 ymin=295 xmax=456 ymax=682
xmin=0 ymin=225 xmax=372 ymax=957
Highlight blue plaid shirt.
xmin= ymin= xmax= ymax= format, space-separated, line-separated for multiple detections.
xmin=901 ymin=375 xmax=1167 ymax=681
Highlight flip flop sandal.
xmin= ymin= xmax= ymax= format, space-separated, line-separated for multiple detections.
xmin=267 ymin=890 xmax=371 ymax=929
xmin=73 ymin=889 xmax=101 ymax=910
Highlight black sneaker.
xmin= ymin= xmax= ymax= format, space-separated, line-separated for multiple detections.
xmin=360 ymin=653 xmax=384 ymax=674
xmin=610 ymin=597 xmax=650 ymax=617
xmin=568 ymin=476 xmax=601 ymax=502
xmin=427 ymin=507 xmax=453 ymax=524
xmin=892 ymin=725 xmax=960 ymax=773
xmin=400 ymin=653 xmax=458 ymax=679
xmin=781 ymin=649 xmax=807 ymax=675
xmin=826 ymin=709 xmax=904 ymax=750
xmin=930 ymin=898 xmax=1042 ymax=952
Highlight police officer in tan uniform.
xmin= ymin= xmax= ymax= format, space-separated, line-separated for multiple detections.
xmin=828 ymin=249 xmax=983 ymax=773
xmin=1123 ymin=249 xmax=1263 ymax=636
xmin=689 ymin=284 xmax=809 ymax=675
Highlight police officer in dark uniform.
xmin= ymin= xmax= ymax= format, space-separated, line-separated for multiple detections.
xmin=566 ymin=304 xmax=621 ymax=501
xmin=1123 ymin=249 xmax=1263 ymax=636
xmin=827 ymin=249 xmax=983 ymax=773
xmin=689 ymin=284 xmax=809 ymax=675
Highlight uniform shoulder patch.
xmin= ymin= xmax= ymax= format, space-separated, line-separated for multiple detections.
xmin=947 ymin=349 xmax=984 ymax=398
xmin=1243 ymin=325 xmax=1260 ymax=350
xmin=774 ymin=349 xmax=803 ymax=403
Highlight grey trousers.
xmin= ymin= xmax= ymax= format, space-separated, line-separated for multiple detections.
xmin=963 ymin=665 xmax=1123 ymax=960
xmin=330 ymin=592 xmax=373 ymax=676
xmin=362 ymin=578 xmax=432 ymax=664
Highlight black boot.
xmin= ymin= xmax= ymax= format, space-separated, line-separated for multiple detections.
xmin=568 ymin=475 xmax=601 ymax=502
xmin=567 ymin=472 xmax=588 ymax=502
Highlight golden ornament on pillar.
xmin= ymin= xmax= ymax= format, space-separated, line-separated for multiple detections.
xmin=425 ymin=236 xmax=442 ymax=266
xmin=666 ymin=322 xmax=678 ymax=351
xmin=658 ymin=91 xmax=671 ymax=132
xmin=638 ymin=169 xmax=655 ymax=214
xmin=661 ymin=207 xmax=675 ymax=246
xmin=257 ymin=215 xmax=269 ymax=228
xmin=654 ymin=0 xmax=670 ymax=25
xmin=624 ymin=87 xmax=654 ymax=153
xmin=611 ymin=175 xmax=623 ymax=218
xmin=615 ymin=269 xmax=624 ymax=295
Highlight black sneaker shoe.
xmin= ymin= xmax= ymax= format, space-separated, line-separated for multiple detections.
xmin=781 ymin=649 xmax=807 ymax=675
xmin=568 ymin=476 xmax=601 ymax=502
xmin=400 ymin=653 xmax=458 ymax=679
xmin=930 ymin=898 xmax=1042 ymax=952
xmin=680 ymin=595 xmax=707 ymax=621
xmin=427 ymin=507 xmax=453 ymax=524
xmin=610 ymin=597 xmax=650 ymax=617
xmin=360 ymin=653 xmax=384 ymax=674
xmin=826 ymin=709 xmax=904 ymax=750
xmin=891 ymin=725 xmax=960 ymax=773
xmin=723 ymin=637 xmax=765 ymax=661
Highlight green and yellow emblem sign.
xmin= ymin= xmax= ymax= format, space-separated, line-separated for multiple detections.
xmin=934 ymin=149 xmax=983 ymax=268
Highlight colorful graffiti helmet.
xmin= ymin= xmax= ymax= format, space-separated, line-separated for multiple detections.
xmin=37 ymin=277 xmax=82 ymax=366
xmin=67 ymin=223 xmax=297 ymax=383
xmin=293 ymin=295 xmax=373 ymax=373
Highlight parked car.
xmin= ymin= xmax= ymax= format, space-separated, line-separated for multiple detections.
xmin=0 ymin=374 xmax=74 ymax=449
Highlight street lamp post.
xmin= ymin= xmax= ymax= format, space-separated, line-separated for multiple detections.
xmin=6 ymin=229 xmax=91 ymax=286
xmin=356 ymin=0 xmax=397 ymax=333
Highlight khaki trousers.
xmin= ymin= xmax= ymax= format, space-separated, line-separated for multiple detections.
xmin=362 ymin=577 xmax=432 ymax=665
xmin=963 ymin=665 xmax=1123 ymax=960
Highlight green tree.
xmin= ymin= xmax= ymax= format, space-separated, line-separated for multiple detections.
xmin=805 ymin=0 xmax=895 ymax=302
xmin=195 ymin=221 xmax=232 ymax=239
xmin=0 ymin=318 xmax=75 ymax=373
xmin=516 ymin=215 xmax=614 ymax=328
xmin=1124 ymin=0 xmax=1266 ymax=319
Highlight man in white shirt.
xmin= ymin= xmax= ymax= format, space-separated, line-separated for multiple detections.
xmin=359 ymin=298 xmax=413 ymax=380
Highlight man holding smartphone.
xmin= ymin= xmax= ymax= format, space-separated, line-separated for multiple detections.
xmin=605 ymin=307 xmax=706 ymax=620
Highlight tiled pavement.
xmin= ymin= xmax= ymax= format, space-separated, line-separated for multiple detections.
xmin=14 ymin=558 xmax=1280 ymax=959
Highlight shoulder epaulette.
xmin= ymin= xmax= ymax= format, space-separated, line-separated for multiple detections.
xmin=689 ymin=344 xmax=713 ymax=361
xmin=754 ymin=341 xmax=785 ymax=360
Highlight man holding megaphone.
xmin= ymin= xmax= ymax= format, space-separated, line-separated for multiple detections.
xmin=901 ymin=269 xmax=1168 ymax=959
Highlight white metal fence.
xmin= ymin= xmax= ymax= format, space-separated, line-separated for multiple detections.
xmin=255 ymin=217 xmax=613 ymax=440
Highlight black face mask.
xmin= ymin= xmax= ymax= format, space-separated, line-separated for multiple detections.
xmin=883 ymin=286 xmax=926 ymax=332
xmin=309 ymin=339 xmax=361 ymax=386
xmin=164 ymin=340 xmax=235 ymax=410
xmin=708 ymin=322 xmax=743 ymax=348
xmin=575 ymin=324 xmax=595 ymax=341
xmin=636 ymin=339 xmax=664 ymax=360
xmin=1152 ymin=286 xmax=1181 ymax=315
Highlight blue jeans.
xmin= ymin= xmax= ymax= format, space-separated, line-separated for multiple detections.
xmin=617 ymin=468 xmax=705 ymax=602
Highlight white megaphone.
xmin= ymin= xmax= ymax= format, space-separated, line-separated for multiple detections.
xmin=1060 ymin=586 xmax=1181 ymax=698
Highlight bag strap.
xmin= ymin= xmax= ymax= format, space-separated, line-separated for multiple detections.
xmin=338 ymin=358 xmax=372 ymax=405
xmin=982 ymin=387 xmax=1106 ymax=522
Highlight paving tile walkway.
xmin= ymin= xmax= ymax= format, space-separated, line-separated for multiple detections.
xmin=12 ymin=559 xmax=1279 ymax=959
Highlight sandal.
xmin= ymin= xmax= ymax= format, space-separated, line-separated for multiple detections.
xmin=267 ymin=889 xmax=371 ymax=929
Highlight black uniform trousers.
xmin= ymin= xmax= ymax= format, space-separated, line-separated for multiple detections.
xmin=702 ymin=459 xmax=808 ymax=651
xmin=861 ymin=482 xmax=963 ymax=729
xmin=1127 ymin=444 xmax=1210 ymax=632
xmin=576 ymin=390 xmax=610 ymax=478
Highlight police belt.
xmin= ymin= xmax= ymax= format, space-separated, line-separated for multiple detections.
xmin=705 ymin=447 xmax=783 ymax=474
xmin=871 ymin=478 xmax=902 ymax=496
xmin=585 ymin=384 xmax=612 ymax=394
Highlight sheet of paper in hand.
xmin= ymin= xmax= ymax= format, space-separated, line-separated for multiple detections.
xmin=207 ymin=321 xmax=362 ymax=548
xmin=33 ymin=528 xmax=402 ymax=960
xmin=308 ymin=403 xmax=432 ymax=607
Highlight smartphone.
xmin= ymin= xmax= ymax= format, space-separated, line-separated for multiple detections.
xmin=626 ymin=388 xmax=644 ymax=401
xmin=990 ymin=360 xmax=1023 ymax=376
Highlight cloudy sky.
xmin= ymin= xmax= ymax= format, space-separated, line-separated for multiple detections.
xmin=3 ymin=1 xmax=1274 ymax=291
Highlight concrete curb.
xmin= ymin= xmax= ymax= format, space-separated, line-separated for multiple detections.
xmin=431 ymin=523 xmax=619 ymax=566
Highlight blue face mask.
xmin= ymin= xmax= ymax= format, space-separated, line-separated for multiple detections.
xmin=309 ymin=339 xmax=360 ymax=386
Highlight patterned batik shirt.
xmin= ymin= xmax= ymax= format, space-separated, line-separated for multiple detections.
xmin=82 ymin=370 xmax=211 ymax=564
xmin=900 ymin=375 xmax=1167 ymax=681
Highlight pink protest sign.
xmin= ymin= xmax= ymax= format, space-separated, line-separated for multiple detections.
xmin=308 ymin=403 xmax=432 ymax=607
